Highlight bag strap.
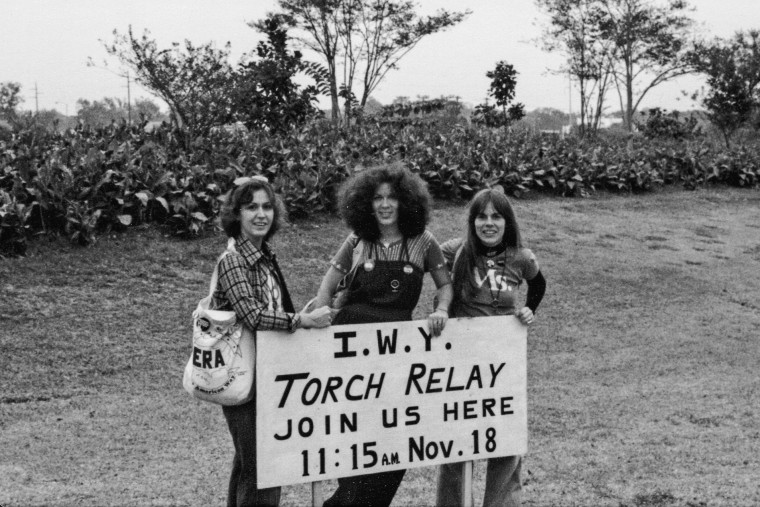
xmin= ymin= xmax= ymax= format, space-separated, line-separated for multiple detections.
xmin=351 ymin=238 xmax=365 ymax=271
xmin=343 ymin=238 xmax=365 ymax=288
xmin=207 ymin=238 xmax=237 ymax=299
xmin=308 ymin=238 xmax=365 ymax=312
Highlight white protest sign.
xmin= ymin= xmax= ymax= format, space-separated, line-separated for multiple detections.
xmin=256 ymin=315 xmax=527 ymax=488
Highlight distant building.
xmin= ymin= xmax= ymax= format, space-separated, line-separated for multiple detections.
xmin=596 ymin=116 xmax=624 ymax=129
xmin=143 ymin=120 xmax=165 ymax=133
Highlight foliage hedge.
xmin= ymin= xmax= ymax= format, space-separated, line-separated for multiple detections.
xmin=2 ymin=119 xmax=760 ymax=256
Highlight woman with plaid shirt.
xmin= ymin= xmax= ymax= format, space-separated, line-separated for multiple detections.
xmin=212 ymin=177 xmax=332 ymax=507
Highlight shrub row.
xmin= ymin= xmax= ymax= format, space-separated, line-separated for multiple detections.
xmin=2 ymin=120 xmax=760 ymax=256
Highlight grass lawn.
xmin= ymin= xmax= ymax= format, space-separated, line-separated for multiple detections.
xmin=1 ymin=186 xmax=759 ymax=506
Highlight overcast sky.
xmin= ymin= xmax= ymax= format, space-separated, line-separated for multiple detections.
xmin=3 ymin=0 xmax=760 ymax=116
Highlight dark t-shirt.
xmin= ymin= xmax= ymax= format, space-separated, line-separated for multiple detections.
xmin=441 ymin=238 xmax=539 ymax=318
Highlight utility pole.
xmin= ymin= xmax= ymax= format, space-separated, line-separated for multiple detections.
xmin=34 ymin=82 xmax=40 ymax=115
xmin=87 ymin=59 xmax=132 ymax=123
xmin=567 ymin=71 xmax=573 ymax=138
xmin=126 ymin=71 xmax=132 ymax=124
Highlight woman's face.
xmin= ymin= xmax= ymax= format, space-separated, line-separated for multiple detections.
xmin=474 ymin=201 xmax=506 ymax=248
xmin=239 ymin=189 xmax=274 ymax=245
xmin=372 ymin=183 xmax=399 ymax=227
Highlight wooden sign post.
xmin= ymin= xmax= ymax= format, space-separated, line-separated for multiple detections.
xmin=256 ymin=315 xmax=527 ymax=503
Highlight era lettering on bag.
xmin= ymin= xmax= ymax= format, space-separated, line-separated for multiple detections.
xmin=192 ymin=347 xmax=226 ymax=368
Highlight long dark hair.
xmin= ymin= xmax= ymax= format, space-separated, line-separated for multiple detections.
xmin=451 ymin=188 xmax=522 ymax=299
xmin=338 ymin=162 xmax=431 ymax=242
xmin=220 ymin=177 xmax=286 ymax=242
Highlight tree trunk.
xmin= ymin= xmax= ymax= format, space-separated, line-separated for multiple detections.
xmin=625 ymin=55 xmax=634 ymax=131
xmin=579 ymin=77 xmax=588 ymax=137
xmin=625 ymin=73 xmax=634 ymax=131
xmin=329 ymin=77 xmax=340 ymax=122
xmin=319 ymin=13 xmax=341 ymax=123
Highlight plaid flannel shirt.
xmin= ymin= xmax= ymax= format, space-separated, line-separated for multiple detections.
xmin=211 ymin=236 xmax=300 ymax=333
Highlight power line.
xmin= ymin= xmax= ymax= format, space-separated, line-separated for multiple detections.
xmin=87 ymin=59 xmax=133 ymax=123
xmin=55 ymin=101 xmax=69 ymax=116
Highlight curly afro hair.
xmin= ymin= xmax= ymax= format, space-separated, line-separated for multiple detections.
xmin=338 ymin=162 xmax=431 ymax=242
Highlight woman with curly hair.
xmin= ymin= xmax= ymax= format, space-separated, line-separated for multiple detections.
xmin=436 ymin=188 xmax=546 ymax=507
xmin=213 ymin=177 xmax=332 ymax=506
xmin=314 ymin=163 xmax=454 ymax=506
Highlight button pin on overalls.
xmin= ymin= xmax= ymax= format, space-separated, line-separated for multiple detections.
xmin=403 ymin=264 xmax=413 ymax=275
xmin=390 ymin=279 xmax=401 ymax=292
xmin=364 ymin=259 xmax=375 ymax=272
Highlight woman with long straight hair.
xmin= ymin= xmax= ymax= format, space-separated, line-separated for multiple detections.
xmin=436 ymin=187 xmax=546 ymax=507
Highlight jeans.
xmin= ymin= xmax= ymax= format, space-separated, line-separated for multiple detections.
xmin=222 ymin=396 xmax=281 ymax=507
xmin=323 ymin=469 xmax=406 ymax=507
xmin=436 ymin=456 xmax=522 ymax=507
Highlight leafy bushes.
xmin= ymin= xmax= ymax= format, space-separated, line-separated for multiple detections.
xmin=636 ymin=108 xmax=702 ymax=140
xmin=2 ymin=118 xmax=760 ymax=255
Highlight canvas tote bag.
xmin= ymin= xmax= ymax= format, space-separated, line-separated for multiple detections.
xmin=183 ymin=242 xmax=255 ymax=405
